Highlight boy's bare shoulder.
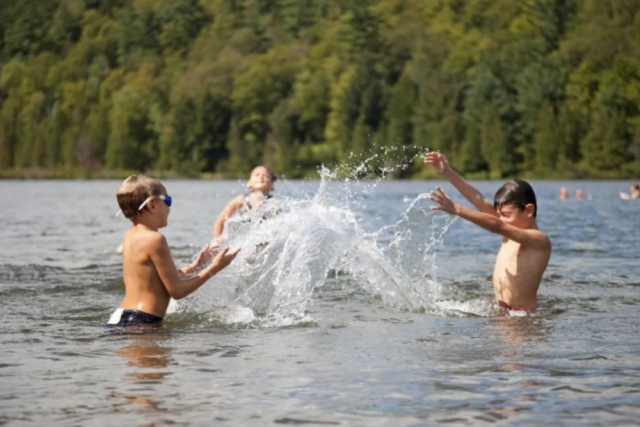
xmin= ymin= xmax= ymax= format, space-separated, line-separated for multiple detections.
xmin=526 ymin=228 xmax=552 ymax=251
xmin=503 ymin=227 xmax=551 ymax=252
xmin=125 ymin=227 xmax=166 ymax=248
xmin=533 ymin=228 xmax=550 ymax=240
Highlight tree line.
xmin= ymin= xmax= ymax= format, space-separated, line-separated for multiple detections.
xmin=1 ymin=0 xmax=639 ymax=179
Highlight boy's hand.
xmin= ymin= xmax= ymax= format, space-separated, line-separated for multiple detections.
xmin=424 ymin=152 xmax=451 ymax=174
xmin=210 ymin=247 xmax=241 ymax=273
xmin=430 ymin=187 xmax=457 ymax=215
xmin=193 ymin=244 xmax=220 ymax=268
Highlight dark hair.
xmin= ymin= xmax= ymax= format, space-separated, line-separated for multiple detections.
xmin=494 ymin=179 xmax=537 ymax=218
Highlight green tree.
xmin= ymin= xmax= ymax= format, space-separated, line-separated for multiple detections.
xmin=581 ymin=111 xmax=630 ymax=172
xmin=533 ymin=101 xmax=560 ymax=173
xmin=2 ymin=0 xmax=640 ymax=179
xmin=481 ymin=103 xmax=509 ymax=177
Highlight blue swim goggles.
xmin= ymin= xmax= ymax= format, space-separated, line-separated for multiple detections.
xmin=115 ymin=195 xmax=172 ymax=217
xmin=138 ymin=194 xmax=172 ymax=210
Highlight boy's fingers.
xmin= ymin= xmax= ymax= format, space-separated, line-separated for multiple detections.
xmin=229 ymin=248 xmax=241 ymax=256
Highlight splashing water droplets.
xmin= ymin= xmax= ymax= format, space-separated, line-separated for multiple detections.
xmin=181 ymin=148 xmax=456 ymax=326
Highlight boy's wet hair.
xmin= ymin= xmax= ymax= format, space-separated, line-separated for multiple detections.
xmin=117 ymin=175 xmax=166 ymax=220
xmin=494 ymin=179 xmax=537 ymax=218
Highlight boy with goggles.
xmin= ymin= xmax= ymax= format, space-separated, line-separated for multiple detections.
xmin=108 ymin=175 xmax=239 ymax=327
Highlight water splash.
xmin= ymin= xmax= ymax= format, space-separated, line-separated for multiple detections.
xmin=178 ymin=148 xmax=457 ymax=326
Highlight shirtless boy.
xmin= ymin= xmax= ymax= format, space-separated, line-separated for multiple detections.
xmin=425 ymin=152 xmax=552 ymax=312
xmin=213 ymin=165 xmax=277 ymax=242
xmin=108 ymin=175 xmax=240 ymax=327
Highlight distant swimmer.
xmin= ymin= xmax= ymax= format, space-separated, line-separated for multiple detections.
xmin=575 ymin=189 xmax=583 ymax=200
xmin=620 ymin=183 xmax=640 ymax=200
xmin=558 ymin=187 xmax=568 ymax=200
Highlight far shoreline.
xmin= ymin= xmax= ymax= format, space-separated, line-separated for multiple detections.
xmin=0 ymin=167 xmax=637 ymax=181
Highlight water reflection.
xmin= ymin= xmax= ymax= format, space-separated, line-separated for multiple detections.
xmin=117 ymin=331 xmax=173 ymax=381
xmin=488 ymin=316 xmax=552 ymax=346
xmin=114 ymin=330 xmax=174 ymax=414
xmin=485 ymin=316 xmax=553 ymax=416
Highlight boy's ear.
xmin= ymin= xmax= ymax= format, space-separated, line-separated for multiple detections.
xmin=524 ymin=203 xmax=535 ymax=217
xmin=147 ymin=198 xmax=157 ymax=212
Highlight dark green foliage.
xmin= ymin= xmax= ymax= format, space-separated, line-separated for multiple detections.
xmin=1 ymin=0 xmax=640 ymax=178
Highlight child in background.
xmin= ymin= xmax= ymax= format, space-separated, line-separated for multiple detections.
xmin=620 ymin=183 xmax=640 ymax=200
xmin=558 ymin=187 xmax=568 ymax=200
xmin=109 ymin=175 xmax=240 ymax=327
xmin=425 ymin=152 xmax=552 ymax=313
xmin=213 ymin=165 xmax=277 ymax=243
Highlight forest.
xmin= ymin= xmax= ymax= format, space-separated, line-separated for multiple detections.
xmin=1 ymin=0 xmax=640 ymax=179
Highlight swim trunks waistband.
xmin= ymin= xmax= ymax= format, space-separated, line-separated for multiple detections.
xmin=107 ymin=308 xmax=163 ymax=327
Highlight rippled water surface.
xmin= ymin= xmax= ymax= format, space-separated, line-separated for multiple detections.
xmin=1 ymin=178 xmax=639 ymax=427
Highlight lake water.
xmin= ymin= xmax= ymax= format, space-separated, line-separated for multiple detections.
xmin=1 ymin=177 xmax=639 ymax=426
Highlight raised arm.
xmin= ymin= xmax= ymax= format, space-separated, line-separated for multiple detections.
xmin=213 ymin=195 xmax=245 ymax=239
xmin=430 ymin=187 xmax=551 ymax=251
xmin=424 ymin=152 xmax=496 ymax=216
xmin=149 ymin=234 xmax=239 ymax=299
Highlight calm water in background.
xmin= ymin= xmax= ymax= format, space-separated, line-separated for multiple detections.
xmin=1 ymin=178 xmax=639 ymax=427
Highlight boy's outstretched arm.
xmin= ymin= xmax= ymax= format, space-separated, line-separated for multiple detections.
xmin=213 ymin=195 xmax=245 ymax=239
xmin=150 ymin=234 xmax=240 ymax=299
xmin=424 ymin=152 xmax=496 ymax=216
xmin=430 ymin=187 xmax=551 ymax=251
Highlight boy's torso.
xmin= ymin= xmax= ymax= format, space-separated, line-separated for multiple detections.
xmin=492 ymin=238 xmax=551 ymax=311
xmin=120 ymin=227 xmax=171 ymax=318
